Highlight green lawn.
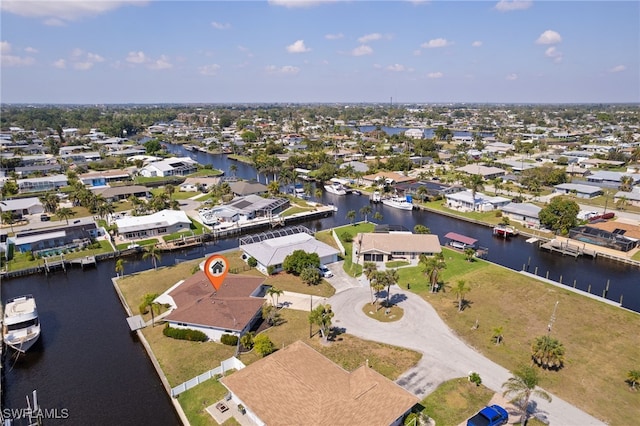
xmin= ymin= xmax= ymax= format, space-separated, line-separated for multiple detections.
xmin=3 ymin=240 xmax=114 ymax=271
xmin=418 ymin=378 xmax=495 ymax=426
xmin=115 ymin=238 xmax=159 ymax=250
xmin=162 ymin=219 xmax=205 ymax=242
xmin=186 ymin=169 xmax=223 ymax=178
xmin=280 ymin=206 xmax=315 ymax=217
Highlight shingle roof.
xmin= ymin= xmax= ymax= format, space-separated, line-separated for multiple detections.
xmin=357 ymin=233 xmax=441 ymax=255
xmin=221 ymin=340 xmax=418 ymax=425
xmin=241 ymin=233 xmax=339 ymax=267
xmin=164 ymin=272 xmax=265 ymax=331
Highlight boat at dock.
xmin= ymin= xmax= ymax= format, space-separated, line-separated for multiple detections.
xmin=3 ymin=294 xmax=41 ymax=353
xmin=381 ymin=195 xmax=415 ymax=211
xmin=324 ymin=181 xmax=347 ymax=195
xmin=493 ymin=224 xmax=519 ymax=238
xmin=370 ymin=191 xmax=382 ymax=203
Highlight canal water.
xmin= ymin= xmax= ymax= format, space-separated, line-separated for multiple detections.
xmin=2 ymin=146 xmax=637 ymax=424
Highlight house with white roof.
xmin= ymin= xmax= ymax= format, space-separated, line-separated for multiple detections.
xmin=138 ymin=157 xmax=198 ymax=178
xmin=17 ymin=174 xmax=68 ymax=193
xmin=0 ymin=197 xmax=44 ymax=217
xmin=444 ymin=190 xmax=510 ymax=212
xmin=585 ymin=171 xmax=640 ymax=186
xmin=554 ymin=183 xmax=603 ymax=199
xmin=404 ymin=128 xmax=424 ymax=139
xmin=500 ymin=202 xmax=542 ymax=228
xmin=240 ymin=232 xmax=339 ymax=275
xmin=115 ymin=209 xmax=191 ymax=240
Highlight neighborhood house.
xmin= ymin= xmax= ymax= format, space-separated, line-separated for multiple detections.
xmin=115 ymin=209 xmax=191 ymax=240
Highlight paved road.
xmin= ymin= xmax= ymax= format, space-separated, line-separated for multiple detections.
xmin=327 ymin=277 xmax=605 ymax=425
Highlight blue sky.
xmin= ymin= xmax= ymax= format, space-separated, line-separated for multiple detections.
xmin=1 ymin=1 xmax=638 ymax=104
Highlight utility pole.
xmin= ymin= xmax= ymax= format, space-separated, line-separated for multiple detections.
xmin=547 ymin=300 xmax=559 ymax=335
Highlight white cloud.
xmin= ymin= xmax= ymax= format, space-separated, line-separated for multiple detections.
xmin=268 ymin=0 xmax=335 ymax=8
xmin=126 ymin=51 xmax=148 ymax=64
xmin=351 ymin=45 xmax=373 ymax=56
xmin=149 ymin=55 xmax=172 ymax=70
xmin=413 ymin=49 xmax=422 ymax=56
xmin=544 ymin=46 xmax=563 ymax=63
xmin=609 ymin=65 xmax=626 ymax=73
xmin=386 ymin=64 xmax=405 ymax=72
xmin=53 ymin=59 xmax=66 ymax=69
xmin=24 ymin=46 xmax=38 ymax=54
xmin=536 ymin=30 xmax=562 ymax=45
xmin=1 ymin=41 xmax=36 ymax=67
xmin=211 ymin=21 xmax=231 ymax=30
xmin=43 ymin=18 xmax=65 ymax=27
xmin=0 ymin=41 xmax=11 ymax=54
xmin=427 ymin=72 xmax=443 ymax=79
xmin=87 ymin=52 xmax=104 ymax=62
xmin=1 ymin=1 xmax=149 ymax=24
xmin=237 ymin=46 xmax=254 ymax=57
xmin=265 ymin=65 xmax=300 ymax=74
xmin=472 ymin=41 xmax=483 ymax=47
xmin=286 ymin=40 xmax=310 ymax=53
xmin=506 ymin=73 xmax=518 ymax=80
xmin=74 ymin=62 xmax=94 ymax=71
xmin=325 ymin=33 xmax=343 ymax=40
xmin=199 ymin=64 xmax=221 ymax=75
xmin=358 ymin=33 xmax=382 ymax=43
xmin=494 ymin=0 xmax=532 ymax=12
xmin=421 ymin=38 xmax=451 ymax=49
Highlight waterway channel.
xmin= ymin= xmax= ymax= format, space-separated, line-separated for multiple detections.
xmin=2 ymin=145 xmax=637 ymax=425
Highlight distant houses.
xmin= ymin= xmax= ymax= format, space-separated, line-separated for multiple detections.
xmin=138 ymin=157 xmax=198 ymax=178
xmin=444 ymin=190 xmax=510 ymax=212
xmin=553 ymin=183 xmax=603 ymax=199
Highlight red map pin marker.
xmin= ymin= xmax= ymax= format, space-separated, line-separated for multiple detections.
xmin=204 ymin=254 xmax=229 ymax=291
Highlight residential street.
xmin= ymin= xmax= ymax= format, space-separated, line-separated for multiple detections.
xmin=321 ymin=264 xmax=605 ymax=426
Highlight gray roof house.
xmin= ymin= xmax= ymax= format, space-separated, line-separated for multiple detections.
xmin=354 ymin=232 xmax=441 ymax=266
xmin=240 ymin=232 xmax=339 ymax=275
xmin=554 ymin=183 xmax=603 ymax=198
xmin=500 ymin=202 xmax=542 ymax=228
xmin=0 ymin=197 xmax=45 ymax=217
xmin=229 ymin=181 xmax=268 ymax=196
xmin=444 ymin=190 xmax=511 ymax=212
xmin=138 ymin=157 xmax=198 ymax=177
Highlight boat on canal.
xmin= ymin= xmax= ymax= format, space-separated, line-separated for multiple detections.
xmin=381 ymin=195 xmax=415 ymax=211
xmin=493 ymin=224 xmax=518 ymax=238
xmin=324 ymin=181 xmax=348 ymax=195
xmin=3 ymin=294 xmax=41 ymax=353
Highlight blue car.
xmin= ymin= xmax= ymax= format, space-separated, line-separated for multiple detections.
xmin=466 ymin=405 xmax=509 ymax=426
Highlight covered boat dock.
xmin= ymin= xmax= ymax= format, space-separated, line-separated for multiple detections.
xmin=444 ymin=232 xmax=478 ymax=249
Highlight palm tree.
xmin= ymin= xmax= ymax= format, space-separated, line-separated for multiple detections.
xmin=143 ymin=245 xmax=162 ymax=270
xmin=240 ymin=331 xmax=255 ymax=350
xmin=267 ymin=180 xmax=280 ymax=196
xmin=164 ymin=184 xmax=176 ymax=199
xmin=627 ymin=369 xmax=640 ymax=391
xmin=39 ymin=191 xmax=59 ymax=213
xmin=267 ymin=286 xmax=283 ymax=307
xmin=359 ymin=205 xmax=372 ymax=223
xmin=373 ymin=211 xmax=383 ymax=222
xmin=369 ymin=271 xmax=387 ymax=308
xmin=492 ymin=177 xmax=503 ymax=195
xmin=56 ymin=207 xmax=76 ymax=224
xmin=384 ymin=268 xmax=399 ymax=306
xmin=346 ymin=210 xmax=356 ymax=224
xmin=141 ymin=293 xmax=161 ymax=326
xmin=616 ymin=195 xmax=628 ymax=210
xmin=492 ymin=326 xmax=504 ymax=345
xmin=531 ymin=335 xmax=566 ymax=370
xmin=619 ymin=175 xmax=634 ymax=192
xmin=464 ymin=247 xmax=476 ymax=262
xmin=420 ymin=253 xmax=446 ymax=293
xmin=96 ymin=201 xmax=115 ymax=220
xmin=1 ymin=211 xmax=15 ymax=232
xmin=362 ymin=261 xmax=379 ymax=302
xmin=314 ymin=188 xmax=323 ymax=200
xmin=115 ymin=258 xmax=125 ymax=277
xmin=502 ymin=366 xmax=552 ymax=425
xmin=413 ymin=224 xmax=430 ymax=234
xmin=453 ymin=279 xmax=470 ymax=312
xmin=466 ymin=174 xmax=485 ymax=211
xmin=229 ymin=163 xmax=238 ymax=177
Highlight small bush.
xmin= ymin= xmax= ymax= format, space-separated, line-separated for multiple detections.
xmin=266 ymin=265 xmax=275 ymax=275
xmin=139 ymin=303 xmax=149 ymax=315
xmin=340 ymin=231 xmax=353 ymax=243
xmin=247 ymin=257 xmax=258 ymax=267
xmin=221 ymin=334 xmax=239 ymax=346
xmin=495 ymin=211 xmax=502 ymax=217
xmin=162 ymin=324 xmax=208 ymax=342
xmin=254 ymin=334 xmax=275 ymax=357
xmin=469 ymin=371 xmax=482 ymax=386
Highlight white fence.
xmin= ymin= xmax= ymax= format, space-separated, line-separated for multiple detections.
xmin=170 ymin=356 xmax=245 ymax=397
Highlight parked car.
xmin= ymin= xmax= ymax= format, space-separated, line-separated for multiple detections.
xmin=40 ymin=214 xmax=50 ymax=222
xmin=318 ymin=265 xmax=333 ymax=278
xmin=467 ymin=405 xmax=509 ymax=426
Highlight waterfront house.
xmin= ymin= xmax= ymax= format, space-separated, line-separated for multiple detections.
xmin=0 ymin=197 xmax=45 ymax=218
xmin=229 ymin=180 xmax=268 ymax=197
xmin=79 ymin=169 xmax=132 ymax=187
xmin=444 ymin=190 xmax=510 ymax=212
xmin=553 ymin=183 xmax=603 ymax=199
xmin=240 ymin=232 xmax=339 ymax=275
xmin=221 ymin=340 xmax=418 ymax=426
xmin=17 ymin=174 xmax=68 ymax=193
xmin=225 ymin=195 xmax=289 ymax=220
xmin=500 ymin=202 xmax=542 ymax=228
xmin=362 ymin=171 xmax=414 ymax=187
xmin=455 ymin=164 xmax=506 ymax=180
xmin=157 ymin=272 xmax=266 ymax=342
xmin=9 ymin=222 xmax=99 ymax=255
xmin=93 ymin=185 xmax=150 ymax=202
xmin=138 ymin=157 xmax=198 ymax=178
xmin=353 ymin=232 xmax=441 ymax=265
xmin=404 ymin=128 xmax=424 ymax=139
xmin=115 ymin=209 xmax=191 ymax=240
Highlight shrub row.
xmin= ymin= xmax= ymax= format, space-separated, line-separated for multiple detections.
xmin=221 ymin=334 xmax=238 ymax=346
xmin=162 ymin=324 xmax=207 ymax=342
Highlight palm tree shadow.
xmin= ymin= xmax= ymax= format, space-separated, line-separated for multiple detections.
xmin=329 ymin=326 xmax=346 ymax=342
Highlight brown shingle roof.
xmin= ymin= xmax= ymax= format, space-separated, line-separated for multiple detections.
xmin=221 ymin=340 xmax=418 ymax=425
xmin=164 ymin=272 xmax=265 ymax=331
xmin=357 ymin=233 xmax=442 ymax=255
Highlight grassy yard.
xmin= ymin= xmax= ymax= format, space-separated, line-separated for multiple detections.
xmin=419 ymin=378 xmax=495 ymax=426
xmin=280 ymin=206 xmax=316 ymax=217
xmin=316 ymin=222 xmax=375 ymax=277
xmin=3 ymin=240 xmax=114 ymax=271
xmin=176 ymin=379 xmax=232 ymax=426
xmin=414 ymin=261 xmax=640 ymax=426
xmin=115 ymin=238 xmax=158 ymax=250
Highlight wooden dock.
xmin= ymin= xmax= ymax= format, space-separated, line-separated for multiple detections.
xmin=539 ymin=239 xmax=597 ymax=258
xmin=69 ymin=256 xmax=97 ymax=268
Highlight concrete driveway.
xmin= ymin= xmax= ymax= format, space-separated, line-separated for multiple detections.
xmin=328 ymin=283 xmax=605 ymax=425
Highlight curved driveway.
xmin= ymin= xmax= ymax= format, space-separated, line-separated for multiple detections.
xmin=328 ymin=277 xmax=605 ymax=425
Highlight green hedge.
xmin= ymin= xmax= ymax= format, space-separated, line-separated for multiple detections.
xmin=162 ymin=324 xmax=208 ymax=342
xmin=221 ymin=334 xmax=239 ymax=346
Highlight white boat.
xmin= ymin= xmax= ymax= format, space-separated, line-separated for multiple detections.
xmin=324 ymin=181 xmax=347 ymax=195
xmin=3 ymin=294 xmax=41 ymax=353
xmin=381 ymin=195 xmax=414 ymax=211
xmin=370 ymin=190 xmax=382 ymax=203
